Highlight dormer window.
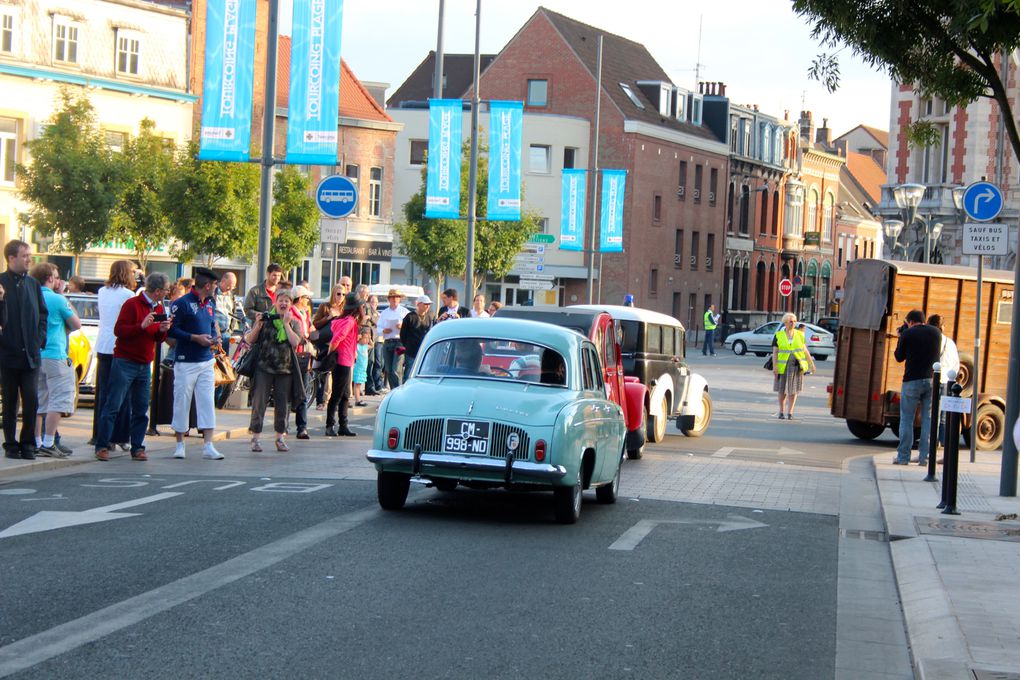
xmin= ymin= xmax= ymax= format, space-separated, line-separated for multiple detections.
xmin=1 ymin=10 xmax=16 ymax=55
xmin=117 ymin=30 xmax=141 ymax=76
xmin=52 ymin=15 xmax=79 ymax=65
xmin=620 ymin=83 xmax=645 ymax=110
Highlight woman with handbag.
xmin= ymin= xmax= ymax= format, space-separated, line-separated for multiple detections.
xmin=324 ymin=292 xmax=364 ymax=437
xmin=771 ymin=313 xmax=816 ymax=420
xmin=245 ymin=291 xmax=303 ymax=452
xmin=311 ymin=283 xmax=346 ymax=409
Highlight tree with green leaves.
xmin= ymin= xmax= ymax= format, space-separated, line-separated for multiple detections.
xmin=111 ymin=119 xmax=176 ymax=270
xmin=794 ymin=0 xmax=1020 ymax=162
xmin=270 ymin=166 xmax=320 ymax=272
xmin=17 ymin=89 xmax=124 ymax=272
xmin=165 ymin=142 xmax=260 ymax=267
xmin=394 ymin=140 xmax=539 ymax=295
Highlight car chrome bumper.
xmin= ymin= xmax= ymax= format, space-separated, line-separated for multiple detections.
xmin=366 ymin=449 xmax=568 ymax=481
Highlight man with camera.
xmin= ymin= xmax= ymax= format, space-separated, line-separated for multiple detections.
xmin=94 ymin=272 xmax=172 ymax=462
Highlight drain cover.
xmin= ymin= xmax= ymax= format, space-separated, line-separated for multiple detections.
xmin=916 ymin=517 xmax=1020 ymax=542
xmin=973 ymin=670 xmax=1020 ymax=680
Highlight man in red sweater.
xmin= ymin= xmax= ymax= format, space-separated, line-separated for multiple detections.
xmin=94 ymin=273 xmax=172 ymax=461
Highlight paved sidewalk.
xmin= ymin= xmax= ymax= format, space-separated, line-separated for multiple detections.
xmin=875 ymin=451 xmax=1020 ymax=680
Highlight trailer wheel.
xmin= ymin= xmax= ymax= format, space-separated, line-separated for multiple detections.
xmin=846 ymin=419 xmax=884 ymax=440
xmin=956 ymin=353 xmax=975 ymax=397
xmin=961 ymin=403 xmax=1005 ymax=451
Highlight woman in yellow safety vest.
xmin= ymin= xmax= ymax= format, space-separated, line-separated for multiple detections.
xmin=772 ymin=313 xmax=816 ymax=420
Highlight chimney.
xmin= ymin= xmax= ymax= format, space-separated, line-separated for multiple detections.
xmin=815 ymin=117 xmax=832 ymax=148
xmin=799 ymin=110 xmax=814 ymax=142
xmin=718 ymin=82 xmax=726 ymax=97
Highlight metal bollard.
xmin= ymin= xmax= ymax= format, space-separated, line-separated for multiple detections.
xmin=925 ymin=362 xmax=941 ymax=482
xmin=938 ymin=380 xmax=963 ymax=515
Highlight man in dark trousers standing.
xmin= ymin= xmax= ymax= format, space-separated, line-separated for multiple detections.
xmin=893 ymin=308 xmax=942 ymax=465
xmin=0 ymin=240 xmax=48 ymax=460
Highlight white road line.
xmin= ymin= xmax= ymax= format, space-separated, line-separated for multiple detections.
xmin=0 ymin=503 xmax=383 ymax=677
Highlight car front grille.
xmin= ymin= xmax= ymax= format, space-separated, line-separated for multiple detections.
xmin=488 ymin=422 xmax=530 ymax=460
xmin=404 ymin=417 xmax=444 ymax=453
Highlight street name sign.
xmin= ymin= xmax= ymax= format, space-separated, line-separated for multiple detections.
xmin=529 ymin=233 xmax=556 ymax=244
xmin=521 ymin=243 xmax=546 ymax=253
xmin=518 ymin=278 xmax=554 ymax=291
xmin=963 ymin=222 xmax=1008 ymax=255
xmin=962 ymin=181 xmax=1004 ymax=222
xmin=316 ymin=175 xmax=358 ymax=219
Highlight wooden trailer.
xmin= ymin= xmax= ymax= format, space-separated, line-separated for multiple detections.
xmin=830 ymin=259 xmax=1014 ymax=450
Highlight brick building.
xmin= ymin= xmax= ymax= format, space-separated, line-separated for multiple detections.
xmin=472 ymin=8 xmax=729 ymax=323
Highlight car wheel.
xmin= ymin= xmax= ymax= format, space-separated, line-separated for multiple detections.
xmin=646 ymin=394 xmax=668 ymax=444
xmin=732 ymin=340 xmax=747 ymax=356
xmin=626 ymin=440 xmax=644 ymax=460
xmin=846 ymin=419 xmax=884 ymax=440
xmin=596 ymin=451 xmax=622 ymax=504
xmin=553 ymin=473 xmax=582 ymax=524
xmin=811 ymin=354 xmax=828 ymax=361
xmin=377 ymin=471 xmax=411 ymax=510
xmin=681 ymin=390 xmax=712 ymax=438
xmin=961 ymin=403 xmax=1005 ymax=451
xmin=432 ymin=478 xmax=457 ymax=492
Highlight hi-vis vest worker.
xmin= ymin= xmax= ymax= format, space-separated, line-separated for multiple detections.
xmin=774 ymin=328 xmax=810 ymax=375
xmin=703 ymin=310 xmax=717 ymax=331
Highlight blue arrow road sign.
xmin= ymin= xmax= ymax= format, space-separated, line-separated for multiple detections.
xmin=316 ymin=175 xmax=358 ymax=219
xmin=962 ymin=181 xmax=1003 ymax=222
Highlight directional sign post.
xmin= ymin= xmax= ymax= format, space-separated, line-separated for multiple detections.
xmin=962 ymin=181 xmax=1004 ymax=222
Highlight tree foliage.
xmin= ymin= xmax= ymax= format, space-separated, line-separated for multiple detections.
xmin=112 ymin=119 xmax=176 ymax=269
xmin=270 ymin=165 xmax=320 ymax=271
xmin=165 ymin=142 xmax=260 ymax=267
xmin=17 ymin=89 xmax=124 ymax=269
xmin=794 ymin=0 xmax=1020 ymax=163
xmin=394 ymin=139 xmax=539 ymax=295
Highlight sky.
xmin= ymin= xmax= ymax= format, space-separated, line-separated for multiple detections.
xmin=282 ymin=0 xmax=892 ymax=138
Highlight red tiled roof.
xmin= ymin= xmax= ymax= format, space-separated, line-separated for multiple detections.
xmin=276 ymin=36 xmax=391 ymax=123
xmin=846 ymin=151 xmax=886 ymax=204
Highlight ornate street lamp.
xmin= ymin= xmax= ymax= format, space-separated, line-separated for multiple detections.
xmin=892 ymin=183 xmax=942 ymax=263
xmin=883 ymin=218 xmax=904 ymax=259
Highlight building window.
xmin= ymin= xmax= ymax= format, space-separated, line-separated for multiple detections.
xmin=53 ymin=16 xmax=79 ymax=64
xmin=1 ymin=11 xmax=15 ymax=54
xmin=409 ymin=139 xmax=427 ymax=165
xmin=526 ymin=79 xmax=548 ymax=107
xmin=116 ymin=31 xmax=140 ymax=75
xmin=653 ymin=193 xmax=662 ymax=222
xmin=674 ymin=229 xmax=683 ymax=269
xmin=823 ymin=193 xmax=834 ymax=242
xmin=563 ymin=147 xmax=576 ymax=169
xmin=528 ymin=144 xmax=551 ymax=173
xmin=649 ymin=267 xmax=658 ymax=297
xmin=0 ymin=117 xmax=17 ymax=185
xmin=742 ymin=120 xmax=751 ymax=156
xmin=344 ymin=164 xmax=359 ymax=181
xmin=706 ymin=234 xmax=714 ymax=272
xmin=677 ymin=160 xmax=687 ymax=200
xmin=806 ymin=188 xmax=818 ymax=236
xmin=709 ymin=168 xmax=718 ymax=206
xmin=693 ymin=164 xmax=703 ymax=203
xmin=690 ymin=231 xmax=700 ymax=271
xmin=838 ymin=236 xmax=844 ymax=267
xmin=104 ymin=130 xmax=128 ymax=154
xmin=729 ymin=117 xmax=739 ymax=153
xmin=619 ymin=83 xmax=645 ymax=109
xmin=369 ymin=167 xmax=382 ymax=217
xmin=739 ymin=186 xmax=750 ymax=234
xmin=536 ymin=217 xmax=549 ymax=233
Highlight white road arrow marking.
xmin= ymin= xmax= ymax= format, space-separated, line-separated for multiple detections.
xmin=711 ymin=446 xmax=805 ymax=458
xmin=0 ymin=492 xmax=182 ymax=539
xmin=609 ymin=515 xmax=769 ymax=551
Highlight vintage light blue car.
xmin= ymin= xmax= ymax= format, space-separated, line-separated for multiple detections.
xmin=366 ymin=318 xmax=627 ymax=523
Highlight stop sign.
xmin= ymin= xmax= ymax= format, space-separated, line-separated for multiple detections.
xmin=779 ymin=278 xmax=794 ymax=297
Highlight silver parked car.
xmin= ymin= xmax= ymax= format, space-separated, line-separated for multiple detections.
xmin=724 ymin=321 xmax=835 ymax=361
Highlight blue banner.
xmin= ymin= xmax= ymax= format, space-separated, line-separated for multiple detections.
xmin=599 ymin=169 xmax=627 ymax=253
xmin=198 ymin=0 xmax=257 ymax=162
xmin=285 ymin=0 xmax=344 ymax=165
xmin=425 ymin=100 xmax=463 ymax=219
xmin=486 ymin=101 xmax=523 ymax=220
xmin=559 ymin=169 xmax=586 ymax=251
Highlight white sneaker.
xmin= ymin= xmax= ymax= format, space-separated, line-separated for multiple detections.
xmin=202 ymin=444 xmax=224 ymax=460
xmin=174 ymin=443 xmax=186 ymax=459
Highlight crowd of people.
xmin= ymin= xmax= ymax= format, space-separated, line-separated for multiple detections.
xmin=0 ymin=241 xmax=506 ymax=462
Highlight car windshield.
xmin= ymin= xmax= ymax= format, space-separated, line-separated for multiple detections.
xmin=68 ymin=296 xmax=100 ymax=323
xmin=418 ymin=338 xmax=568 ymax=387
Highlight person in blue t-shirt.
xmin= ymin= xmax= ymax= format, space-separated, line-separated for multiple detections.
xmin=30 ymin=263 xmax=81 ymax=458
xmin=167 ymin=267 xmax=224 ymax=460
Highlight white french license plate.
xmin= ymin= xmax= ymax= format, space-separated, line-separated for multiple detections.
xmin=444 ymin=419 xmax=490 ymax=454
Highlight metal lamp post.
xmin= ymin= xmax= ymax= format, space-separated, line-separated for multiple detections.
xmin=883 ymin=218 xmax=904 ymax=259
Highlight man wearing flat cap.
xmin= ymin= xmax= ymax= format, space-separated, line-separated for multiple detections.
xmin=167 ymin=267 xmax=224 ymax=460
xmin=378 ymin=288 xmax=409 ymax=390
xmin=399 ymin=294 xmax=436 ymax=383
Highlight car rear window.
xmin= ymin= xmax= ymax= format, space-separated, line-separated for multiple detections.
xmin=418 ymin=338 xmax=568 ymax=386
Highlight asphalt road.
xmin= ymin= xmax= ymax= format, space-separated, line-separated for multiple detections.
xmin=0 ymin=472 xmax=836 ymax=680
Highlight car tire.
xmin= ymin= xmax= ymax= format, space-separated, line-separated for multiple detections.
xmin=596 ymin=451 xmax=622 ymax=504
xmin=646 ymin=394 xmax=668 ymax=444
xmin=432 ymin=478 xmax=457 ymax=492
xmin=553 ymin=474 xmax=582 ymax=524
xmin=846 ymin=419 xmax=884 ymax=440
xmin=681 ymin=390 xmax=712 ymax=438
xmin=626 ymin=441 xmax=644 ymax=460
xmin=377 ymin=471 xmax=411 ymax=510
xmin=962 ymin=403 xmax=1005 ymax=451
xmin=811 ymin=354 xmax=828 ymax=361
xmin=732 ymin=340 xmax=747 ymax=356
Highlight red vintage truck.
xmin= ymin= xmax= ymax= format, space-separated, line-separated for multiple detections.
xmin=495 ymin=307 xmax=650 ymax=458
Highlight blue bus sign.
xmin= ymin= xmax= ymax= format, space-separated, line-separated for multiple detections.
xmin=962 ymin=181 xmax=1003 ymax=222
xmin=316 ymin=175 xmax=358 ymax=219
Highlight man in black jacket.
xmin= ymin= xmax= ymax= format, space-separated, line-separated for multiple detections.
xmin=399 ymin=295 xmax=436 ymax=383
xmin=0 ymin=240 xmax=48 ymax=460
xmin=893 ymin=308 xmax=941 ymax=465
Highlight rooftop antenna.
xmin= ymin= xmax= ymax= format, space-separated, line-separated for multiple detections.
xmin=801 ymin=90 xmax=807 ymax=110
xmin=693 ymin=15 xmax=704 ymax=87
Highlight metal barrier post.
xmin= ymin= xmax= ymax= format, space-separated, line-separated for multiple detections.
xmin=925 ymin=363 xmax=941 ymax=482
xmin=940 ymin=380 xmax=963 ymax=515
